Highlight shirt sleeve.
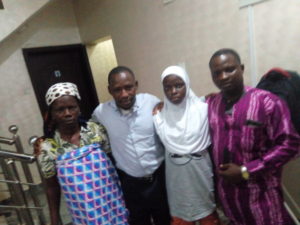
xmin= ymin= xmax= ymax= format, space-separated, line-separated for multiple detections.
xmin=91 ymin=104 xmax=103 ymax=124
xmin=37 ymin=139 xmax=58 ymax=179
xmin=245 ymin=97 xmax=300 ymax=175
xmin=147 ymin=93 xmax=160 ymax=105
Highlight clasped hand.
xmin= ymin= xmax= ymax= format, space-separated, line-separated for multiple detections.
xmin=218 ymin=163 xmax=243 ymax=184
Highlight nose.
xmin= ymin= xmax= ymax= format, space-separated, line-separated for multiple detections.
xmin=171 ymin=86 xmax=178 ymax=95
xmin=63 ymin=108 xmax=72 ymax=116
xmin=220 ymin=71 xmax=229 ymax=80
xmin=120 ymin=89 xmax=129 ymax=98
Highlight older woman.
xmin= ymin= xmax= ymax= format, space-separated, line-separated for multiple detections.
xmin=38 ymin=82 xmax=128 ymax=225
xmin=153 ymin=66 xmax=221 ymax=225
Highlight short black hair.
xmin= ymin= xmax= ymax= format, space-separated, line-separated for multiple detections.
xmin=209 ymin=48 xmax=241 ymax=68
xmin=108 ymin=66 xmax=135 ymax=84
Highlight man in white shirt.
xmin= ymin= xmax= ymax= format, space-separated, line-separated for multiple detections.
xmin=92 ymin=66 xmax=170 ymax=225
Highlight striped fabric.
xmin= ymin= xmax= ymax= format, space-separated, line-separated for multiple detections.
xmin=207 ymin=87 xmax=300 ymax=225
xmin=56 ymin=143 xmax=128 ymax=225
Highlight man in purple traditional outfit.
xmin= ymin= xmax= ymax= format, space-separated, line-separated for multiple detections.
xmin=206 ymin=48 xmax=300 ymax=225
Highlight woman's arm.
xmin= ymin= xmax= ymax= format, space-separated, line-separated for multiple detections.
xmin=45 ymin=176 xmax=62 ymax=225
xmin=36 ymin=138 xmax=62 ymax=224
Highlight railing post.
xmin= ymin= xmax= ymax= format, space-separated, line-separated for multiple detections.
xmin=5 ymin=159 xmax=34 ymax=225
xmin=10 ymin=126 xmax=46 ymax=225
xmin=0 ymin=158 xmax=22 ymax=224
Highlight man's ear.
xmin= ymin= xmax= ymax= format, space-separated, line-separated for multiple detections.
xmin=108 ymin=85 xmax=112 ymax=95
xmin=135 ymin=81 xmax=138 ymax=88
xmin=240 ymin=64 xmax=245 ymax=72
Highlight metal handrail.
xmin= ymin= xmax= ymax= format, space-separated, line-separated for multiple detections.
xmin=0 ymin=125 xmax=47 ymax=225
xmin=0 ymin=205 xmax=43 ymax=210
xmin=0 ymin=137 xmax=15 ymax=145
xmin=0 ymin=125 xmax=17 ymax=146
xmin=285 ymin=202 xmax=300 ymax=225
xmin=283 ymin=185 xmax=300 ymax=224
xmin=0 ymin=178 xmax=38 ymax=186
xmin=0 ymin=158 xmax=35 ymax=224
xmin=0 ymin=149 xmax=35 ymax=163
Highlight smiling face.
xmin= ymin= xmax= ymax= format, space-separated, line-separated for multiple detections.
xmin=209 ymin=53 xmax=244 ymax=95
xmin=50 ymin=95 xmax=80 ymax=129
xmin=108 ymin=71 xmax=138 ymax=110
xmin=163 ymin=75 xmax=186 ymax=105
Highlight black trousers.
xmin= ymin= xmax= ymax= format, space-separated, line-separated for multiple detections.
xmin=117 ymin=163 xmax=171 ymax=225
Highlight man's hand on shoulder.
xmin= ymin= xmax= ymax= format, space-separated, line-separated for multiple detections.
xmin=152 ymin=102 xmax=164 ymax=115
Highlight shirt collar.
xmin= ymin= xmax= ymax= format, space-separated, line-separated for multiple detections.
xmin=110 ymin=97 xmax=140 ymax=115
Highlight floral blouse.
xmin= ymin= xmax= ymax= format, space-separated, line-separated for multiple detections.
xmin=38 ymin=121 xmax=110 ymax=179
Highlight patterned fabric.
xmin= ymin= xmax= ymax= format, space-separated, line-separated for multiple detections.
xmin=56 ymin=143 xmax=128 ymax=225
xmin=207 ymin=86 xmax=300 ymax=225
xmin=38 ymin=121 xmax=110 ymax=178
xmin=45 ymin=82 xmax=81 ymax=106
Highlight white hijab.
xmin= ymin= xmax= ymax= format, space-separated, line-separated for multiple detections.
xmin=153 ymin=65 xmax=211 ymax=155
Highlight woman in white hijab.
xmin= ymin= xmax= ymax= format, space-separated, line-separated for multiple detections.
xmin=153 ymin=66 xmax=221 ymax=225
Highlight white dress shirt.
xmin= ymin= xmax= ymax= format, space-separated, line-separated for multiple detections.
xmin=92 ymin=93 xmax=164 ymax=177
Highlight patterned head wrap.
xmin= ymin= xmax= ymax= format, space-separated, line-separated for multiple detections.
xmin=45 ymin=82 xmax=81 ymax=106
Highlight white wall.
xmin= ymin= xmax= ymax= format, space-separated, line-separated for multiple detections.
xmin=73 ymin=0 xmax=251 ymax=98
xmin=0 ymin=0 xmax=81 ymax=199
xmin=253 ymin=0 xmax=300 ymax=74
xmin=73 ymin=0 xmax=300 ymax=98
xmin=0 ymin=0 xmax=81 ymax=147
xmin=0 ymin=0 xmax=50 ymax=42
xmin=73 ymin=0 xmax=300 ymax=214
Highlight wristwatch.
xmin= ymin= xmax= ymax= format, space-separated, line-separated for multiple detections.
xmin=240 ymin=165 xmax=250 ymax=180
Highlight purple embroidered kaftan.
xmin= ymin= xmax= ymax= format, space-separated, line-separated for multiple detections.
xmin=207 ymin=87 xmax=300 ymax=225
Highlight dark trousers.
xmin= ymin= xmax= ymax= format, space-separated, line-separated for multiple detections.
xmin=117 ymin=163 xmax=171 ymax=225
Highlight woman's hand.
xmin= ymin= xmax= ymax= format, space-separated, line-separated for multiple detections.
xmin=33 ymin=137 xmax=45 ymax=156
xmin=152 ymin=102 xmax=164 ymax=115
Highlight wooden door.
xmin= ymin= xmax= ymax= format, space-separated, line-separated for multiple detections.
xmin=23 ymin=44 xmax=99 ymax=120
